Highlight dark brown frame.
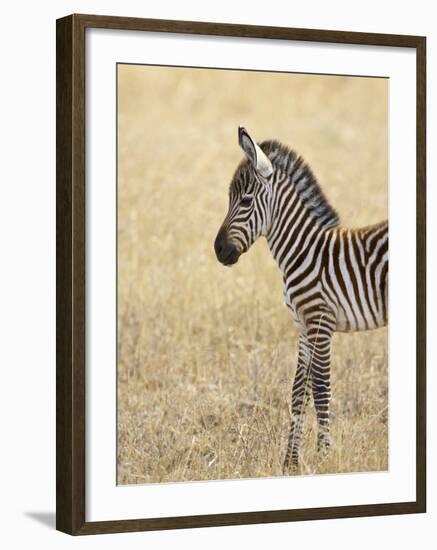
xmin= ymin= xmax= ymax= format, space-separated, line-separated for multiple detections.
xmin=56 ymin=13 xmax=426 ymax=535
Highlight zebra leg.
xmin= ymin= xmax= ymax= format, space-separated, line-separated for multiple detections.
xmin=306 ymin=317 xmax=335 ymax=453
xmin=283 ymin=334 xmax=312 ymax=471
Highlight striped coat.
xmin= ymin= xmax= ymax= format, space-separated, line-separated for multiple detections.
xmin=214 ymin=127 xmax=388 ymax=470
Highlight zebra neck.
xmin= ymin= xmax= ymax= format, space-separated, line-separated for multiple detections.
xmin=266 ymin=187 xmax=327 ymax=275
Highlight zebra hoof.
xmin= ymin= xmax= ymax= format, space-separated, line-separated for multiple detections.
xmin=282 ymin=455 xmax=299 ymax=474
xmin=316 ymin=440 xmax=331 ymax=462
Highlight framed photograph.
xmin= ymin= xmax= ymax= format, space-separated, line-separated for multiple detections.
xmin=56 ymin=14 xmax=426 ymax=535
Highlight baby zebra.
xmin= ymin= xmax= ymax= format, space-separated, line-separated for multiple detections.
xmin=214 ymin=127 xmax=388 ymax=471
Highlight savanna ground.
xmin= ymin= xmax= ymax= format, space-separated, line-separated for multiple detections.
xmin=117 ymin=65 xmax=388 ymax=485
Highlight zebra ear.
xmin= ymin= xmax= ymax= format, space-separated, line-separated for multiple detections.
xmin=238 ymin=126 xmax=273 ymax=178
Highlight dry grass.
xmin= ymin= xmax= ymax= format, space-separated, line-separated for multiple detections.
xmin=117 ymin=65 xmax=388 ymax=484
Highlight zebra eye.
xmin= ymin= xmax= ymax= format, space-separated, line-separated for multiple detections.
xmin=240 ymin=195 xmax=253 ymax=208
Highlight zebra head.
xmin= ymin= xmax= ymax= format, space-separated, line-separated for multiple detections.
xmin=214 ymin=127 xmax=273 ymax=266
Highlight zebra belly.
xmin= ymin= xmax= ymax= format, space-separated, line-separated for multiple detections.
xmin=334 ymin=305 xmax=385 ymax=332
xmin=283 ymin=282 xmax=385 ymax=333
xmin=320 ymin=272 xmax=385 ymax=332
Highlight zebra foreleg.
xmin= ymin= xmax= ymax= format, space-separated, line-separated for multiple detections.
xmin=306 ymin=318 xmax=334 ymax=454
xmin=283 ymin=334 xmax=312 ymax=472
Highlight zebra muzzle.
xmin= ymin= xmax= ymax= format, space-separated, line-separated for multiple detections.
xmin=214 ymin=234 xmax=240 ymax=266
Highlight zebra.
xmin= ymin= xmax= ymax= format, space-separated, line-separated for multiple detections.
xmin=214 ymin=126 xmax=388 ymax=471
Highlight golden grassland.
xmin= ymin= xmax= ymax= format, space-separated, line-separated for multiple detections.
xmin=117 ymin=65 xmax=388 ymax=484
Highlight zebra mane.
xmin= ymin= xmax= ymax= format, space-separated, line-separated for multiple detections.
xmin=260 ymin=140 xmax=340 ymax=229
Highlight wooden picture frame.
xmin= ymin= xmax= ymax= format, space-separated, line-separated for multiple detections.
xmin=56 ymin=13 xmax=426 ymax=535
